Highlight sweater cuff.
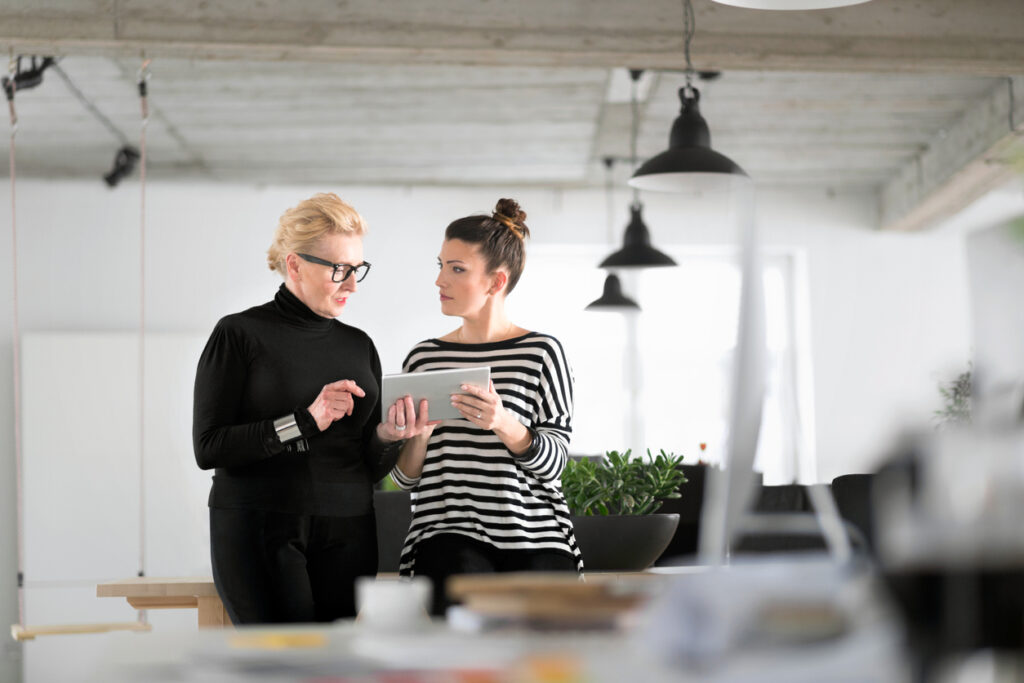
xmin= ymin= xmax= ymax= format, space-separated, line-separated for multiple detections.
xmin=294 ymin=407 xmax=319 ymax=438
xmin=261 ymin=409 xmax=316 ymax=456
xmin=510 ymin=427 xmax=540 ymax=461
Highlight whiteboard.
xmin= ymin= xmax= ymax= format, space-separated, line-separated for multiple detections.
xmin=21 ymin=332 xmax=212 ymax=583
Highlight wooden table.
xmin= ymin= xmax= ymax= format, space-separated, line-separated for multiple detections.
xmin=97 ymin=577 xmax=230 ymax=629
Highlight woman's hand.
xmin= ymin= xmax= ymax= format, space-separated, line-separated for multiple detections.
xmin=308 ymin=379 xmax=365 ymax=432
xmin=451 ymin=380 xmax=513 ymax=432
xmin=377 ymin=395 xmax=440 ymax=442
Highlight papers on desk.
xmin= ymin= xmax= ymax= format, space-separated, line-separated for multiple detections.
xmin=445 ymin=572 xmax=656 ymax=631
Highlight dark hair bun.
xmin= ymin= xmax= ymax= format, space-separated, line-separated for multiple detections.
xmin=495 ymin=198 xmax=526 ymax=225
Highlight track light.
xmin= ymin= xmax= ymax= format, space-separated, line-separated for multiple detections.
xmin=104 ymin=146 xmax=140 ymax=187
xmin=2 ymin=56 xmax=55 ymax=100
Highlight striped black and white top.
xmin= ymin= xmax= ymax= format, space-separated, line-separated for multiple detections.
xmin=390 ymin=332 xmax=582 ymax=575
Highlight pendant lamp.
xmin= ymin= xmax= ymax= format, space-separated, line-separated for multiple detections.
xmin=587 ymin=157 xmax=640 ymax=312
xmin=711 ymin=0 xmax=870 ymax=8
xmin=586 ymin=273 xmax=640 ymax=312
xmin=599 ymin=203 xmax=676 ymax=268
xmin=599 ymin=71 xmax=677 ymax=269
xmin=629 ymin=0 xmax=748 ymax=193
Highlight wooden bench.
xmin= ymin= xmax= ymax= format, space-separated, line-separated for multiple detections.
xmin=96 ymin=577 xmax=230 ymax=629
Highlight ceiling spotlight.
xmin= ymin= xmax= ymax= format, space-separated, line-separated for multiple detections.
xmin=104 ymin=146 xmax=140 ymax=187
xmin=710 ymin=0 xmax=871 ymax=9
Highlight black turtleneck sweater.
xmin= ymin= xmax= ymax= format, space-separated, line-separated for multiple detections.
xmin=192 ymin=284 xmax=399 ymax=517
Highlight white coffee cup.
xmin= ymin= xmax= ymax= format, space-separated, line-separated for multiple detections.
xmin=355 ymin=576 xmax=432 ymax=630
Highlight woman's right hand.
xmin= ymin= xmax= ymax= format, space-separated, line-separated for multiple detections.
xmin=378 ymin=395 xmax=439 ymax=442
xmin=308 ymin=379 xmax=366 ymax=432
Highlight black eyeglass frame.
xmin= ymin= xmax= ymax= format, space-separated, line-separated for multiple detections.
xmin=296 ymin=253 xmax=372 ymax=283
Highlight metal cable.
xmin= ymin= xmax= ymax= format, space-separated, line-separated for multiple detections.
xmin=682 ymin=0 xmax=696 ymax=85
xmin=1009 ymin=77 xmax=1018 ymax=133
xmin=630 ymin=71 xmax=641 ymax=205
xmin=51 ymin=61 xmax=130 ymax=147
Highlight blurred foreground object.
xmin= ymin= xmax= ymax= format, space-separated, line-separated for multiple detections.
xmin=876 ymin=427 xmax=1024 ymax=677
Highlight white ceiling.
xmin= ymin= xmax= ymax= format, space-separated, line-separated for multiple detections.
xmin=2 ymin=0 xmax=1023 ymax=229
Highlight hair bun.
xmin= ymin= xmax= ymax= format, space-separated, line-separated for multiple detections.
xmin=494 ymin=198 xmax=526 ymax=225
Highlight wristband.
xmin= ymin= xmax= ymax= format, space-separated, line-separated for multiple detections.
xmin=529 ymin=428 xmax=541 ymax=454
xmin=273 ymin=414 xmax=303 ymax=444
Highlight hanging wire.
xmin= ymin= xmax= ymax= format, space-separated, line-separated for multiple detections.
xmin=629 ymin=69 xmax=642 ymax=206
xmin=1009 ymin=77 xmax=1018 ymax=134
xmin=681 ymin=0 xmax=696 ymax=93
xmin=7 ymin=50 xmax=26 ymax=628
xmin=603 ymin=156 xmax=615 ymax=245
xmin=136 ymin=55 xmax=150 ymax=624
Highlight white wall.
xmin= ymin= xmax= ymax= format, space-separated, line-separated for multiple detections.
xmin=1 ymin=176 xmax=1013 ymax=680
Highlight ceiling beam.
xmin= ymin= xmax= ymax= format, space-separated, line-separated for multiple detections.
xmin=879 ymin=76 xmax=1024 ymax=232
xmin=1 ymin=0 xmax=1023 ymax=75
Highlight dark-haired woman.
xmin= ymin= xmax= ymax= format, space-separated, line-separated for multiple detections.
xmin=390 ymin=198 xmax=582 ymax=615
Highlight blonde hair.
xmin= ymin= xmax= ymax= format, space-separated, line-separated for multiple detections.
xmin=267 ymin=193 xmax=367 ymax=277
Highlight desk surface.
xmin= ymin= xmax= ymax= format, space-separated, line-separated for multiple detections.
xmin=96 ymin=576 xmax=218 ymax=599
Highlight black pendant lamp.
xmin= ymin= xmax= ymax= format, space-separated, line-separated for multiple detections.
xmin=629 ymin=86 xmax=747 ymax=192
xmin=598 ymin=71 xmax=677 ymax=269
xmin=629 ymin=0 xmax=748 ymax=192
xmin=586 ymin=273 xmax=640 ymax=312
xmin=599 ymin=203 xmax=676 ymax=268
xmin=587 ymin=157 xmax=640 ymax=312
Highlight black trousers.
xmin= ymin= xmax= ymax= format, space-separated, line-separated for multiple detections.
xmin=209 ymin=507 xmax=377 ymax=625
xmin=414 ymin=532 xmax=577 ymax=616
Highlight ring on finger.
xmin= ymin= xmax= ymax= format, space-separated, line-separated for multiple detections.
xmin=476 ymin=412 xmax=482 ymax=419
xmin=395 ymin=423 xmax=407 ymax=431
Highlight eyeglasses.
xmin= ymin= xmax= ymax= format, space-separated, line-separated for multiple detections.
xmin=297 ymin=253 xmax=372 ymax=283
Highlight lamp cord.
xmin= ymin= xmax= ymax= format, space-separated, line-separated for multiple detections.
xmin=604 ymin=157 xmax=615 ymax=246
xmin=682 ymin=0 xmax=696 ymax=92
xmin=630 ymin=70 xmax=641 ymax=206
xmin=7 ymin=50 xmax=25 ymax=629
xmin=1009 ymin=77 xmax=1018 ymax=133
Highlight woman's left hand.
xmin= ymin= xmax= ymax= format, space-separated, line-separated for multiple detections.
xmin=452 ymin=380 xmax=510 ymax=432
xmin=377 ymin=395 xmax=439 ymax=442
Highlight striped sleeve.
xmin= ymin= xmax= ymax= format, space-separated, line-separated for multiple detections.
xmin=390 ymin=463 xmax=419 ymax=489
xmin=511 ymin=337 xmax=574 ymax=483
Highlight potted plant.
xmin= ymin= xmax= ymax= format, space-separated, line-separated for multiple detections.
xmin=562 ymin=449 xmax=687 ymax=571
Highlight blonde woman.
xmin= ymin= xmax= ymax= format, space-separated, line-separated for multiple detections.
xmin=193 ymin=193 xmax=421 ymax=624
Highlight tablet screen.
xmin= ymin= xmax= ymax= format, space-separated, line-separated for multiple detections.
xmin=380 ymin=366 xmax=491 ymax=422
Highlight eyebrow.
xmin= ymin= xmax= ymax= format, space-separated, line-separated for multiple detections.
xmin=438 ymin=258 xmax=466 ymax=264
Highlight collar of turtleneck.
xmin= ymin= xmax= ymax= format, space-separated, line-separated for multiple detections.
xmin=273 ymin=283 xmax=335 ymax=329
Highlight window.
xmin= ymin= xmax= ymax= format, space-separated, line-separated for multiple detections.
xmin=509 ymin=245 xmax=815 ymax=484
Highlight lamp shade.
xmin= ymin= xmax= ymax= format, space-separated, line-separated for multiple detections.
xmin=585 ymin=274 xmax=641 ymax=312
xmin=711 ymin=0 xmax=870 ymax=8
xmin=629 ymin=87 xmax=748 ymax=193
xmin=599 ymin=204 xmax=677 ymax=269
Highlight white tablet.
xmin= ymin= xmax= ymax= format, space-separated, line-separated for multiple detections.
xmin=381 ymin=366 xmax=491 ymax=422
